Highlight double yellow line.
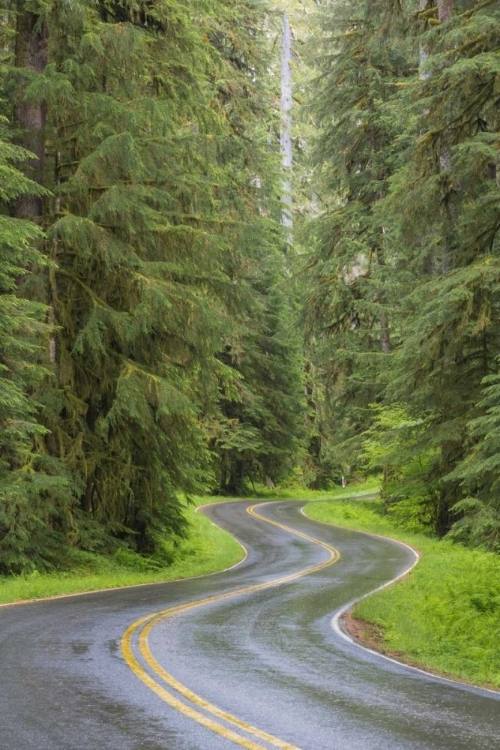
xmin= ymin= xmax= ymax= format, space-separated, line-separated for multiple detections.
xmin=121 ymin=502 xmax=341 ymax=750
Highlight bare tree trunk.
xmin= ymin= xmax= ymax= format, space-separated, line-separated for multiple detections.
xmin=419 ymin=0 xmax=429 ymax=74
xmin=438 ymin=0 xmax=454 ymax=22
xmin=281 ymin=12 xmax=293 ymax=242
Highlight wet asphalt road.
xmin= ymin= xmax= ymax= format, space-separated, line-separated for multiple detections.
xmin=0 ymin=500 xmax=499 ymax=750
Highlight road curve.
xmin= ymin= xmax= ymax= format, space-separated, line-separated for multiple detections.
xmin=0 ymin=500 xmax=499 ymax=750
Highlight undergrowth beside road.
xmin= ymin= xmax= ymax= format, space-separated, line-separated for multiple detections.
xmin=0 ymin=499 xmax=243 ymax=605
xmin=304 ymin=494 xmax=500 ymax=690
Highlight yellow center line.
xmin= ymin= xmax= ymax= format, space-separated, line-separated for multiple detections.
xmin=121 ymin=501 xmax=341 ymax=749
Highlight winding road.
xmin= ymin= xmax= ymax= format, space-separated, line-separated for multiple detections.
xmin=1 ymin=500 xmax=499 ymax=749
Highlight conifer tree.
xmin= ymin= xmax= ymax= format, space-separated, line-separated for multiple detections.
xmin=1 ymin=0 xmax=221 ymax=555
xmin=0 ymin=119 xmax=78 ymax=572
xmin=39 ymin=0 xmax=243 ymax=550
xmin=382 ymin=0 xmax=500 ymax=533
xmin=214 ymin=245 xmax=305 ymax=494
xmin=0 ymin=5 xmax=82 ymax=571
xmin=447 ymin=366 xmax=500 ymax=551
xmin=207 ymin=1 xmax=306 ymax=493
xmin=305 ymin=0 xmax=414 ymax=478
xmin=0 ymin=0 xmax=306 ymax=564
xmin=306 ymin=0 xmax=500 ymax=534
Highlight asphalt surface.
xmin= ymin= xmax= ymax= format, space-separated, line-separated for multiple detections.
xmin=0 ymin=500 xmax=499 ymax=750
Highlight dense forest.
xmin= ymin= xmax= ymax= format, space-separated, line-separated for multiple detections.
xmin=0 ymin=0 xmax=498 ymax=573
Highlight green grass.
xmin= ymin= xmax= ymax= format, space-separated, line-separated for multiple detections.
xmin=0 ymin=498 xmax=244 ymax=605
xmin=304 ymin=489 xmax=500 ymax=690
xmin=252 ymin=475 xmax=381 ymax=501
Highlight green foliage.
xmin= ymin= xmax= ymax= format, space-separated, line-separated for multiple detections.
xmin=305 ymin=493 xmax=500 ymax=688
xmin=362 ymin=404 xmax=439 ymax=531
xmin=0 ymin=117 xmax=81 ymax=573
xmin=304 ymin=0 xmax=415 ymax=480
xmin=0 ymin=0 xmax=309 ymax=571
xmin=447 ymin=365 xmax=500 ymax=551
xmin=214 ymin=252 xmax=306 ymax=494
xmin=306 ymin=0 xmax=500 ymax=539
xmin=356 ymin=541 xmax=500 ymax=688
xmin=0 ymin=498 xmax=244 ymax=603
xmin=380 ymin=0 xmax=500 ymax=533
xmin=32 ymin=0 xmax=233 ymax=553
xmin=202 ymin=4 xmax=306 ymax=494
xmin=4 ymin=0 xmax=497 ymax=574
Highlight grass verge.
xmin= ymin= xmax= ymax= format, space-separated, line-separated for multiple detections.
xmin=304 ymin=488 xmax=500 ymax=690
xmin=0 ymin=498 xmax=244 ymax=606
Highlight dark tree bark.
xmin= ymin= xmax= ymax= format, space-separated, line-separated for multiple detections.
xmin=13 ymin=3 xmax=57 ymax=361
xmin=14 ymin=2 xmax=48 ymax=221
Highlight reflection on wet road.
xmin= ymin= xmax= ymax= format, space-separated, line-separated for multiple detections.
xmin=0 ymin=501 xmax=498 ymax=749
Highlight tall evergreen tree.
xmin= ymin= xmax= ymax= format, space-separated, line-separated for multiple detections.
xmin=306 ymin=0 xmax=500 ymax=536
xmin=447 ymin=366 xmax=500 ymax=551
xmin=214 ymin=244 xmax=305 ymax=494
xmin=207 ymin=1 xmax=306 ymax=493
xmin=0 ymin=119 xmax=78 ymax=572
xmin=382 ymin=0 xmax=500 ymax=533
xmin=38 ymin=0 xmax=243 ymax=550
xmin=305 ymin=0 xmax=414 ymax=479
xmin=0 ymin=0 xmax=307 ymax=566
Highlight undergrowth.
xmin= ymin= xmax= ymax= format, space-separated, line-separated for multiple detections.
xmin=0 ymin=498 xmax=243 ymax=605
xmin=304 ymin=493 xmax=500 ymax=690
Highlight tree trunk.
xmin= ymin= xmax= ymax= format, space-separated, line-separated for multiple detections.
xmin=14 ymin=3 xmax=57 ymax=361
xmin=13 ymin=2 xmax=48 ymax=221
xmin=376 ymin=244 xmax=390 ymax=353
xmin=419 ymin=0 xmax=429 ymax=73
xmin=438 ymin=0 xmax=454 ymax=23
xmin=280 ymin=12 xmax=293 ymax=241
xmin=420 ymin=1 xmax=454 ymax=274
